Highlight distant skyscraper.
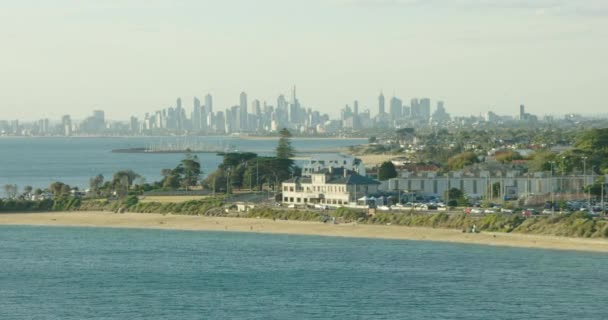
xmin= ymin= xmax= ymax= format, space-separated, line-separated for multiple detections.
xmin=353 ymin=100 xmax=359 ymax=115
xmin=239 ymin=92 xmax=248 ymax=130
xmin=130 ymin=116 xmax=139 ymax=133
xmin=277 ymin=94 xmax=287 ymax=111
xmin=378 ymin=92 xmax=385 ymax=115
xmin=175 ymin=98 xmax=184 ymax=130
xmin=432 ymin=101 xmax=450 ymax=123
xmin=410 ymin=98 xmax=420 ymax=119
xmin=419 ymin=98 xmax=431 ymax=121
xmin=520 ymin=104 xmax=525 ymax=120
xmin=288 ymin=86 xmax=300 ymax=124
xmin=215 ymin=111 xmax=226 ymax=134
xmin=61 ymin=115 xmax=72 ymax=136
xmin=252 ymin=99 xmax=261 ymax=115
xmin=205 ymin=94 xmax=213 ymax=114
xmin=93 ymin=110 xmax=105 ymax=122
xmin=389 ymin=97 xmax=402 ymax=120
xmin=193 ymin=97 xmax=202 ymax=130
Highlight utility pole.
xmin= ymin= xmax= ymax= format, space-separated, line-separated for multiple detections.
xmin=226 ymin=167 xmax=231 ymax=195
xmin=445 ymin=174 xmax=449 ymax=205
xmin=602 ymin=181 xmax=605 ymax=215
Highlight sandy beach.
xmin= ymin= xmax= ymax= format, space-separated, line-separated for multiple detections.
xmin=2 ymin=212 xmax=608 ymax=253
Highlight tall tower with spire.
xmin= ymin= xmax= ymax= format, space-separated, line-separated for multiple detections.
xmin=289 ymin=85 xmax=300 ymax=123
xmin=378 ymin=92 xmax=385 ymax=115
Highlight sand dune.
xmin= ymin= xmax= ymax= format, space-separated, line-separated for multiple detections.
xmin=1 ymin=211 xmax=608 ymax=253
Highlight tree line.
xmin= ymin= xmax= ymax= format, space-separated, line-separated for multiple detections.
xmin=2 ymin=128 xmax=297 ymax=201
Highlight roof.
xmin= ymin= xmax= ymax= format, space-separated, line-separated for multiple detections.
xmin=327 ymin=174 xmax=381 ymax=185
xmin=282 ymin=177 xmax=312 ymax=184
xmin=282 ymin=170 xmax=380 ymax=186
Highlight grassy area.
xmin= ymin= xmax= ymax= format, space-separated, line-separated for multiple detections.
xmin=5 ymin=197 xmax=608 ymax=239
xmin=138 ymin=195 xmax=212 ymax=203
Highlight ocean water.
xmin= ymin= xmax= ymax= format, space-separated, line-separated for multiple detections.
xmin=0 ymin=137 xmax=364 ymax=190
xmin=1 ymin=225 xmax=607 ymax=319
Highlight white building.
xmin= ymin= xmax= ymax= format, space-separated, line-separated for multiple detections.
xmin=385 ymin=170 xmax=595 ymax=200
xmin=282 ymin=168 xmax=380 ymax=206
xmin=301 ymin=153 xmax=365 ymax=176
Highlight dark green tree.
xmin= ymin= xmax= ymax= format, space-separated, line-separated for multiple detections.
xmin=447 ymin=151 xmax=479 ymax=170
xmin=275 ymin=128 xmax=296 ymax=182
xmin=445 ymin=188 xmax=468 ymax=207
xmin=89 ymin=174 xmax=104 ymax=197
xmin=378 ymin=161 xmax=397 ymax=181
xmin=23 ymin=185 xmax=33 ymax=196
xmin=112 ymin=170 xmax=140 ymax=198
xmin=3 ymin=184 xmax=18 ymax=199
xmin=180 ymin=153 xmax=202 ymax=190
xmin=276 ymin=128 xmax=295 ymax=159
xmin=112 ymin=170 xmax=140 ymax=188
xmin=49 ymin=182 xmax=67 ymax=197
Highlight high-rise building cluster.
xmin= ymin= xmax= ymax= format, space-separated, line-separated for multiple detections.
xmin=357 ymin=93 xmax=449 ymax=129
xmin=7 ymin=88 xmax=572 ymax=137
xmin=133 ymin=87 xmax=335 ymax=135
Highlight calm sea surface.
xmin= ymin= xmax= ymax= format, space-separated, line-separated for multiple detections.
xmin=1 ymin=225 xmax=607 ymax=319
xmin=0 ymin=137 xmax=364 ymax=189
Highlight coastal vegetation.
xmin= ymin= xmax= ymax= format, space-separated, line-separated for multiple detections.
xmin=4 ymin=194 xmax=608 ymax=239
xmin=202 ymin=128 xmax=297 ymax=193
xmin=3 ymin=127 xmax=608 ymax=241
xmin=377 ymin=161 xmax=397 ymax=181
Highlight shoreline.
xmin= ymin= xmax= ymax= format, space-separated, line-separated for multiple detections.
xmin=1 ymin=212 xmax=608 ymax=253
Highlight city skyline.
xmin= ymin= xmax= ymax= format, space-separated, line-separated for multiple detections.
xmin=3 ymin=86 xmax=600 ymax=137
xmin=1 ymin=1 xmax=607 ymax=120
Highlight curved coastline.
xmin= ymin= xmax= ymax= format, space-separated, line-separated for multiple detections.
xmin=1 ymin=212 xmax=608 ymax=253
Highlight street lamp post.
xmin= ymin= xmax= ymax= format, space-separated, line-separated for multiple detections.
xmin=582 ymin=156 xmax=588 ymax=210
xmin=591 ymin=166 xmax=595 ymax=212
xmin=561 ymin=156 xmax=566 ymax=194
xmin=549 ymin=161 xmax=555 ymax=211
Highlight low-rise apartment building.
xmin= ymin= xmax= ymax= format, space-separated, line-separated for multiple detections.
xmin=386 ymin=170 xmax=596 ymax=200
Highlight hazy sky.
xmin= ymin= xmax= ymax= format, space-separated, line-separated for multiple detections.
xmin=1 ymin=0 xmax=607 ymax=120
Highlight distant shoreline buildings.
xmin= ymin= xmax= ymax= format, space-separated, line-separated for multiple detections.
xmin=0 ymin=88 xmax=594 ymax=137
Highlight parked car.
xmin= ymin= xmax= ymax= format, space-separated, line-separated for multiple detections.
xmin=471 ymin=208 xmax=483 ymax=214
xmin=500 ymin=208 xmax=514 ymax=214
